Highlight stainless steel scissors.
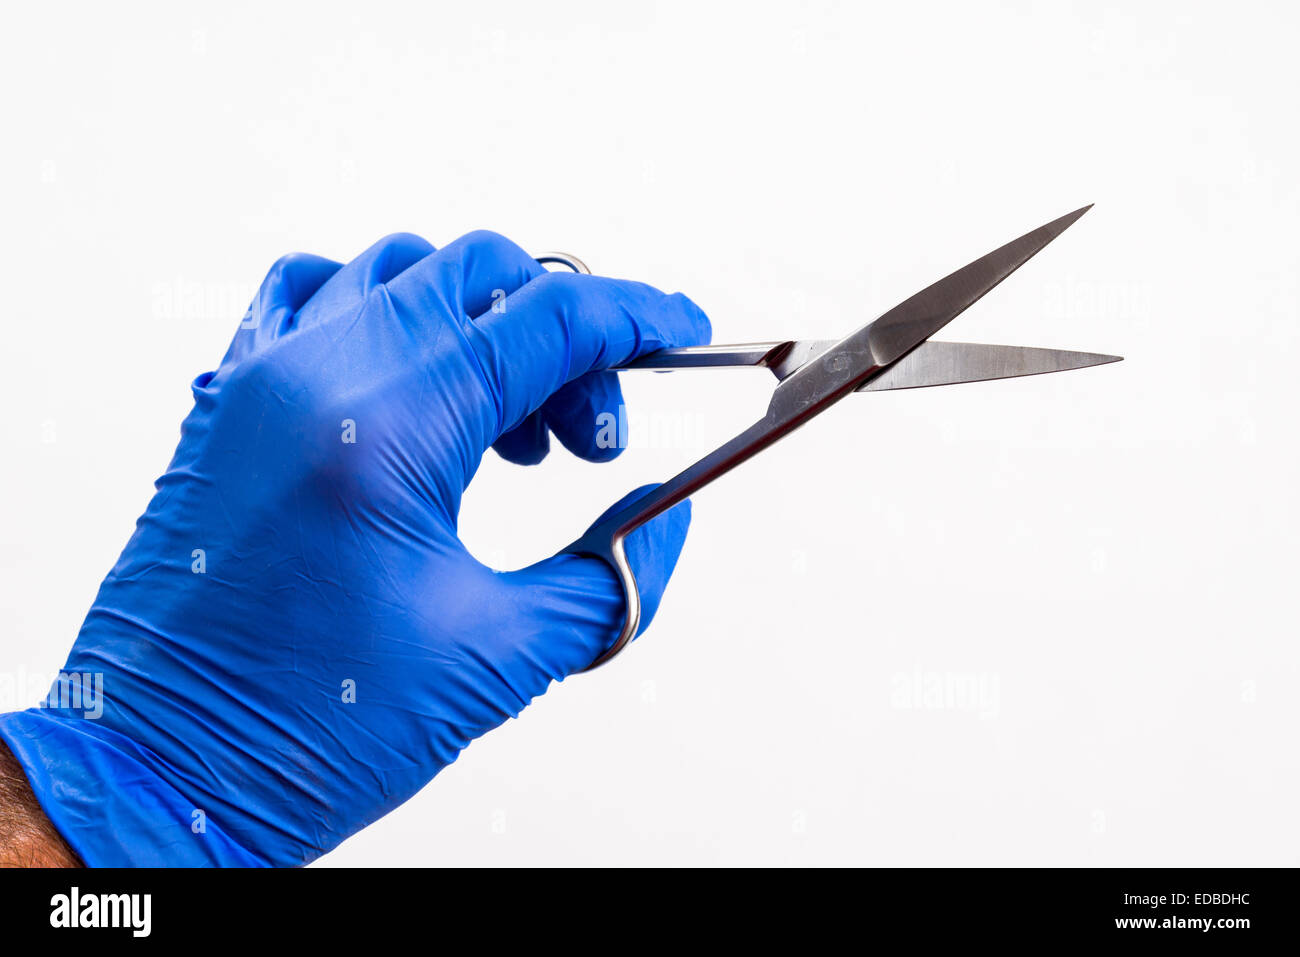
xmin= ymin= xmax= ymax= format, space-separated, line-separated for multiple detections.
xmin=539 ymin=205 xmax=1120 ymax=669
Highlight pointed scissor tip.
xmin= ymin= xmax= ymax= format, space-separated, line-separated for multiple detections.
xmin=1082 ymin=351 xmax=1122 ymax=366
xmin=1071 ymin=350 xmax=1123 ymax=368
xmin=1043 ymin=204 xmax=1094 ymax=237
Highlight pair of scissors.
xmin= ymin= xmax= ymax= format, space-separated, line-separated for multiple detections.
xmin=539 ymin=205 xmax=1120 ymax=669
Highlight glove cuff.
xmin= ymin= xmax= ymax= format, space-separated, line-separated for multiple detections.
xmin=0 ymin=709 xmax=267 ymax=867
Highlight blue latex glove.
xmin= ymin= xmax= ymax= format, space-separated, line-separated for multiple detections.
xmin=0 ymin=230 xmax=710 ymax=866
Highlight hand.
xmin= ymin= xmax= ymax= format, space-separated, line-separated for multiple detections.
xmin=0 ymin=231 xmax=710 ymax=866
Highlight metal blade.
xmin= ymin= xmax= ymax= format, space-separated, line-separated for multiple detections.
xmin=767 ymin=206 xmax=1093 ymax=419
xmin=857 ymin=341 xmax=1121 ymax=391
xmin=617 ymin=337 xmax=1123 ymax=390
xmin=863 ymin=205 xmax=1094 ymax=367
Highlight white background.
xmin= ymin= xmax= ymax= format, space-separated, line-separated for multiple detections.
xmin=1 ymin=1 xmax=1295 ymax=866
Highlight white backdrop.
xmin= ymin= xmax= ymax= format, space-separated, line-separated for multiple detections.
xmin=0 ymin=1 xmax=1295 ymax=866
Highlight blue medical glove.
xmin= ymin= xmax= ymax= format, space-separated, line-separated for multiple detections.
xmin=0 ymin=230 xmax=710 ymax=866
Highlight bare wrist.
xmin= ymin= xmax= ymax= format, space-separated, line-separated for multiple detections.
xmin=0 ymin=737 xmax=82 ymax=868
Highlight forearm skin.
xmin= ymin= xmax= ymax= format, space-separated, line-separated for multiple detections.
xmin=0 ymin=738 xmax=82 ymax=868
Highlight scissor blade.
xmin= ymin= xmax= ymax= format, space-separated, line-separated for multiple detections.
xmin=617 ymin=338 xmax=1122 ymax=389
xmin=766 ymin=206 xmax=1093 ymax=418
xmin=858 ymin=341 xmax=1122 ymax=392
xmin=864 ymin=205 xmax=1094 ymax=367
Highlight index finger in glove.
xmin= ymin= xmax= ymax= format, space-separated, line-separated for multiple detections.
xmin=466 ymin=272 xmax=711 ymax=451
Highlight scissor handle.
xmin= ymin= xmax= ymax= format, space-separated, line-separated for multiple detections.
xmin=561 ymin=411 xmax=789 ymax=671
xmin=533 ymin=252 xmax=591 ymax=275
xmin=531 ymin=252 xmax=640 ymax=667
xmin=565 ymin=520 xmax=643 ymax=670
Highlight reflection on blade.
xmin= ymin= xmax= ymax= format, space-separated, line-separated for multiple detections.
xmin=858 ymin=341 xmax=1122 ymax=392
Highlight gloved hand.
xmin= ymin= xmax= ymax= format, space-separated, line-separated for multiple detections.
xmin=0 ymin=230 xmax=710 ymax=866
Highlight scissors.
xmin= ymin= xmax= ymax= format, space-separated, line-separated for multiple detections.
xmin=537 ymin=205 xmax=1120 ymax=669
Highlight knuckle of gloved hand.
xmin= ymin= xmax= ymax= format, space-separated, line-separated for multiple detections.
xmin=528 ymin=269 xmax=587 ymax=320
xmin=377 ymin=230 xmax=432 ymax=250
xmin=373 ymin=231 xmax=434 ymax=266
xmin=458 ymin=228 xmax=514 ymax=255
xmin=262 ymin=250 xmax=314 ymax=288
